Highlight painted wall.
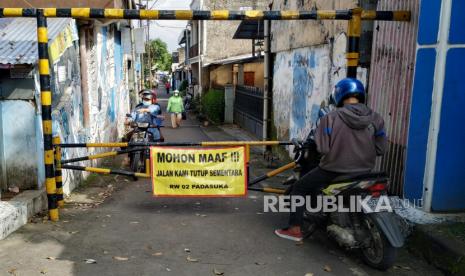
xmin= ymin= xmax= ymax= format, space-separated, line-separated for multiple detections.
xmin=51 ymin=24 xmax=130 ymax=194
xmin=272 ymin=34 xmax=367 ymax=143
xmin=405 ymin=0 xmax=465 ymax=212
xmin=209 ymin=64 xmax=233 ymax=87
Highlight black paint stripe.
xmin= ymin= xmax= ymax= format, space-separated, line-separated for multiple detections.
xmin=263 ymin=11 xmax=281 ymax=20
xmin=228 ymin=11 xmax=245 ymax=20
xmin=23 ymin=8 xmax=36 ymax=17
xmin=347 ymin=67 xmax=357 ymax=78
xmin=193 ymin=10 xmax=210 ymax=20
xmin=47 ymin=194 xmax=57 ymax=209
xmin=44 ymin=135 xmax=53 ymax=150
xmin=90 ymin=8 xmax=105 ymax=18
xmin=56 ymin=9 xmax=71 ymax=17
xmin=45 ymin=164 xmax=55 ymax=177
xmin=42 ymin=106 xmax=52 ymax=119
xmin=348 ymin=37 xmax=360 ymax=52
xmin=375 ymin=11 xmax=394 ymax=21
xmin=299 ymin=11 xmax=317 ymax=20
xmin=40 ymin=76 xmax=51 ymax=91
xmin=38 ymin=43 xmax=48 ymax=58
xmin=0 ymin=8 xmax=4 ymax=17
xmin=37 ymin=10 xmax=47 ymax=27
xmin=335 ymin=10 xmax=352 ymax=20
xmin=124 ymin=9 xmax=140 ymax=19
xmin=159 ymin=10 xmax=176 ymax=19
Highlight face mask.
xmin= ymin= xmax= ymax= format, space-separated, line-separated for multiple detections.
xmin=174 ymin=93 xmax=179 ymax=97
xmin=142 ymin=100 xmax=151 ymax=106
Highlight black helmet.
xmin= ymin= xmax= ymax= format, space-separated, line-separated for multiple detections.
xmin=139 ymin=89 xmax=153 ymax=99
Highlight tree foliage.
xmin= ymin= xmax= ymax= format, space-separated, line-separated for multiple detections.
xmin=144 ymin=38 xmax=172 ymax=72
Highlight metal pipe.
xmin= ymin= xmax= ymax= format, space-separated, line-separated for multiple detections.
xmin=37 ymin=9 xmax=58 ymax=221
xmin=53 ymin=136 xmax=64 ymax=207
xmin=61 ymin=164 xmax=150 ymax=178
xmin=346 ymin=8 xmax=362 ymax=78
xmin=248 ymin=162 xmax=296 ymax=186
xmin=0 ymin=8 xmax=411 ymax=22
xmin=58 ymin=141 xmax=293 ymax=148
xmin=61 ymin=147 xmax=146 ymax=164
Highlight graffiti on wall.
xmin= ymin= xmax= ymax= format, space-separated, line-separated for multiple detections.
xmin=272 ymin=34 xmax=367 ymax=151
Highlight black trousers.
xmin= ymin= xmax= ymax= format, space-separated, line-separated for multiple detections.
xmin=288 ymin=167 xmax=344 ymax=227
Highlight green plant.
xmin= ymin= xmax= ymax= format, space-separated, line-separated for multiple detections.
xmin=201 ymin=89 xmax=225 ymax=124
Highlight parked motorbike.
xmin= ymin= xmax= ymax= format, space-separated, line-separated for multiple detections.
xmin=285 ymin=138 xmax=405 ymax=270
xmin=183 ymin=91 xmax=194 ymax=111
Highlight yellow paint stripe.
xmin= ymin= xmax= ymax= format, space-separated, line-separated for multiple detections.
xmin=145 ymin=159 xmax=150 ymax=175
xmin=3 ymin=8 xmax=23 ymax=17
xmin=245 ymin=10 xmax=264 ymax=19
xmin=347 ymin=59 xmax=359 ymax=66
xmin=49 ymin=208 xmax=59 ymax=221
xmin=44 ymin=8 xmax=57 ymax=17
xmin=39 ymin=59 xmax=50 ymax=75
xmin=52 ymin=136 xmax=60 ymax=145
xmin=361 ymin=10 xmax=376 ymax=20
xmin=57 ymin=187 xmax=63 ymax=194
xmin=348 ymin=8 xmax=362 ymax=37
xmin=211 ymin=10 xmax=229 ymax=20
xmin=175 ymin=10 xmax=193 ymax=20
xmin=317 ymin=10 xmax=336 ymax=19
xmin=71 ymin=8 xmax=90 ymax=18
xmin=86 ymin=142 xmax=128 ymax=148
xmin=346 ymin=52 xmax=360 ymax=59
xmin=41 ymin=91 xmax=52 ymax=106
xmin=89 ymin=151 xmax=118 ymax=160
xmin=262 ymin=187 xmax=286 ymax=194
xmin=393 ymin=11 xmax=410 ymax=21
xmin=45 ymin=150 xmax=54 ymax=164
xmin=201 ymin=141 xmax=280 ymax=146
xmin=86 ymin=167 xmax=111 ymax=174
xmin=45 ymin=178 xmax=56 ymax=193
xmin=37 ymin=27 xmax=48 ymax=43
xmin=43 ymin=120 xmax=52 ymax=135
xmin=104 ymin=9 xmax=124 ymax=19
xmin=56 ymin=175 xmax=63 ymax=182
xmin=135 ymin=172 xmax=151 ymax=178
xmin=140 ymin=10 xmax=159 ymax=19
xmin=266 ymin=162 xmax=297 ymax=177
xmin=280 ymin=11 xmax=299 ymax=19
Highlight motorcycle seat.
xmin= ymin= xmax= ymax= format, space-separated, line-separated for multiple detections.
xmin=331 ymin=171 xmax=388 ymax=183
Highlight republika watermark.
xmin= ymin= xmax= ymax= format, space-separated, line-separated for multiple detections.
xmin=263 ymin=195 xmax=413 ymax=213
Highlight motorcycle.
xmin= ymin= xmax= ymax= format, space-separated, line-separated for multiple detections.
xmin=125 ymin=113 xmax=162 ymax=173
xmin=285 ymin=138 xmax=406 ymax=270
xmin=183 ymin=90 xmax=194 ymax=111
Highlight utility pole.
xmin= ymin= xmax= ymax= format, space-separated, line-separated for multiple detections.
xmin=146 ymin=0 xmax=153 ymax=87
xmin=139 ymin=0 xmax=145 ymax=89
xmin=128 ymin=0 xmax=138 ymax=104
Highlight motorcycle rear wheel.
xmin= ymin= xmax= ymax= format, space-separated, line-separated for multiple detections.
xmin=360 ymin=216 xmax=397 ymax=270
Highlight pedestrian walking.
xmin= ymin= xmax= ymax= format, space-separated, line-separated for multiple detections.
xmin=165 ymin=81 xmax=171 ymax=94
xmin=167 ymin=90 xmax=184 ymax=128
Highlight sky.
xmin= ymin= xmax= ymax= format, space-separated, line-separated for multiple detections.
xmin=142 ymin=0 xmax=192 ymax=52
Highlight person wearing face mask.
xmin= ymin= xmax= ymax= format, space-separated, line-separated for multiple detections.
xmin=125 ymin=90 xmax=163 ymax=141
xmin=167 ymin=90 xmax=184 ymax=128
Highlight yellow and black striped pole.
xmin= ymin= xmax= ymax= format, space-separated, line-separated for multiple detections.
xmin=0 ymin=8 xmax=410 ymax=22
xmin=53 ymin=136 xmax=64 ymax=208
xmin=347 ymin=8 xmax=362 ymax=78
xmin=37 ymin=9 xmax=58 ymax=221
xmin=248 ymin=162 xmax=297 ymax=186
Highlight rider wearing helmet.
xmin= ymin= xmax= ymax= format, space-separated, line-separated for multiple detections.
xmin=126 ymin=89 xmax=163 ymax=141
xmin=275 ymin=78 xmax=387 ymax=242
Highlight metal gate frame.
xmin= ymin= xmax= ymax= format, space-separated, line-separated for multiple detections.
xmin=0 ymin=7 xmax=410 ymax=221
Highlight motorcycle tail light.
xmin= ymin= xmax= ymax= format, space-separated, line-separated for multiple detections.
xmin=367 ymin=183 xmax=386 ymax=197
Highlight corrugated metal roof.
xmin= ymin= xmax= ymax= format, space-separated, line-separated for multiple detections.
xmin=0 ymin=18 xmax=71 ymax=65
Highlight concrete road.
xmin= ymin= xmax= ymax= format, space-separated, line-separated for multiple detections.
xmin=0 ymin=86 xmax=443 ymax=276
